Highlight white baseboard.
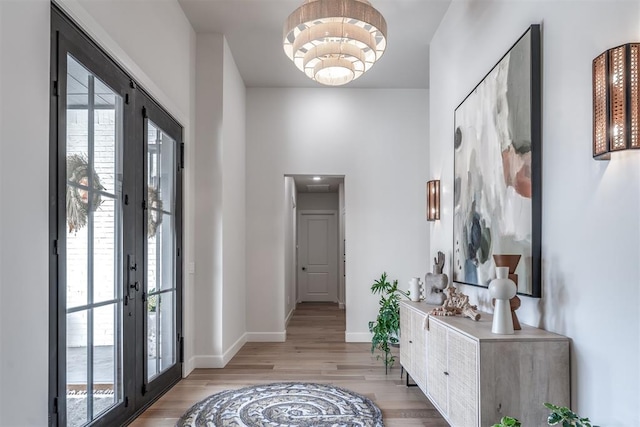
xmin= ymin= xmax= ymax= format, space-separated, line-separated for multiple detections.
xmin=184 ymin=357 xmax=196 ymax=377
xmin=285 ymin=309 xmax=295 ymax=326
xmin=223 ymin=333 xmax=248 ymax=365
xmin=246 ymin=331 xmax=286 ymax=342
xmin=192 ymin=333 xmax=248 ymax=369
xmin=192 ymin=354 xmax=225 ymax=368
xmin=338 ymin=302 xmax=345 ymax=309
xmin=345 ymin=332 xmax=372 ymax=343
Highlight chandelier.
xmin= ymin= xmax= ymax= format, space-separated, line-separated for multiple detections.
xmin=283 ymin=0 xmax=387 ymax=86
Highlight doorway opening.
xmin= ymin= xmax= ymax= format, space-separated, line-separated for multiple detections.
xmin=284 ymin=175 xmax=345 ymax=333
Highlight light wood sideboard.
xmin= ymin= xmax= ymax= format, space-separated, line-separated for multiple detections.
xmin=399 ymin=301 xmax=570 ymax=427
xmin=399 ymin=303 xmax=428 ymax=392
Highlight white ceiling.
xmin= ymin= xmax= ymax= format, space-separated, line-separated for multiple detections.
xmin=178 ymin=0 xmax=451 ymax=89
xmin=291 ymin=175 xmax=344 ymax=193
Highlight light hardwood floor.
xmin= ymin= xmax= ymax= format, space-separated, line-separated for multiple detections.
xmin=130 ymin=302 xmax=448 ymax=426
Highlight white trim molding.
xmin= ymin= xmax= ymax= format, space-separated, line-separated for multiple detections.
xmin=223 ymin=333 xmax=248 ymax=365
xmin=184 ymin=357 xmax=196 ymax=377
xmin=191 ymin=333 xmax=248 ymax=369
xmin=246 ymin=332 xmax=287 ymax=342
xmin=345 ymin=332 xmax=372 ymax=343
xmin=191 ymin=355 xmax=225 ymax=369
xmin=285 ymin=308 xmax=295 ymax=326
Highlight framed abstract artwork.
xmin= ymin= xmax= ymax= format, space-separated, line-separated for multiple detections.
xmin=453 ymin=24 xmax=542 ymax=297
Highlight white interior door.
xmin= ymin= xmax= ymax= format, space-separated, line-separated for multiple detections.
xmin=298 ymin=211 xmax=338 ymax=302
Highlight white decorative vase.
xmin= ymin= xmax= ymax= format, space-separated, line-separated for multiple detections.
xmin=489 ymin=267 xmax=517 ymax=334
xmin=408 ymin=277 xmax=421 ymax=302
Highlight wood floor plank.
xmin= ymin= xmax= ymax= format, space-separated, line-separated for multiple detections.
xmin=129 ymin=302 xmax=448 ymax=426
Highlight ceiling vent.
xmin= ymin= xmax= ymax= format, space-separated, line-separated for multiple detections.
xmin=306 ymin=184 xmax=331 ymax=192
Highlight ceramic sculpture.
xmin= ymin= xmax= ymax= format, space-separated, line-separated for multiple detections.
xmin=429 ymin=285 xmax=481 ymax=321
xmin=489 ymin=267 xmax=517 ymax=334
xmin=408 ymin=277 xmax=423 ymax=302
xmin=492 ymin=254 xmax=522 ymax=330
xmin=424 ymin=252 xmax=448 ymax=305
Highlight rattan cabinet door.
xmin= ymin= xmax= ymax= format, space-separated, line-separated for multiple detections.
xmin=426 ymin=320 xmax=448 ymax=416
xmin=447 ymin=329 xmax=478 ymax=427
xmin=410 ymin=310 xmax=427 ymax=391
xmin=399 ymin=304 xmax=411 ymax=372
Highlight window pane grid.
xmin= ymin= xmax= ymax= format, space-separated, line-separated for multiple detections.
xmin=146 ymin=119 xmax=176 ymax=383
xmin=65 ymin=54 xmax=123 ymax=427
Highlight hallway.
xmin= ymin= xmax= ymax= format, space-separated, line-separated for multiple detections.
xmin=131 ymin=302 xmax=447 ymax=426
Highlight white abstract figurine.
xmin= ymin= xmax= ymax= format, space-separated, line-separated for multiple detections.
xmin=489 ymin=266 xmax=517 ymax=334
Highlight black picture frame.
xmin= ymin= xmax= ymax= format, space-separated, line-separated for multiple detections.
xmin=453 ymin=24 xmax=542 ymax=297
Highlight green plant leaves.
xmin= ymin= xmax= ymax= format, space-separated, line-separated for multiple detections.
xmin=543 ymin=403 xmax=596 ymax=427
xmin=491 ymin=416 xmax=521 ymax=427
xmin=494 ymin=404 xmax=598 ymax=427
xmin=369 ymin=272 xmax=408 ymax=372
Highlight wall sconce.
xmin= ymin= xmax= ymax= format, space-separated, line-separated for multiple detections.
xmin=593 ymin=43 xmax=640 ymax=160
xmin=427 ymin=180 xmax=440 ymax=221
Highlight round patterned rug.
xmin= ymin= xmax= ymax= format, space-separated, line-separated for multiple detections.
xmin=176 ymin=382 xmax=384 ymax=427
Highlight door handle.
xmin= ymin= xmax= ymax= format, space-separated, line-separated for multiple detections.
xmin=302 ymin=266 xmax=307 ymax=271
xmin=127 ymin=254 xmax=138 ymax=299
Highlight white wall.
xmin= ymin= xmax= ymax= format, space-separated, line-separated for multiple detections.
xmin=75 ymin=0 xmax=194 ymax=123
xmin=221 ymin=39 xmax=247 ymax=355
xmin=0 ymin=0 xmax=196 ymax=424
xmin=247 ymin=88 xmax=429 ymax=342
xmin=339 ymin=182 xmax=345 ymax=307
xmin=297 ymin=192 xmax=339 ymax=211
xmin=429 ymin=1 xmax=640 ymax=424
xmin=193 ymin=33 xmax=224 ymax=367
xmin=0 ymin=2 xmax=50 ymax=425
xmin=192 ymin=34 xmax=247 ymax=367
xmin=284 ymin=177 xmax=297 ymax=322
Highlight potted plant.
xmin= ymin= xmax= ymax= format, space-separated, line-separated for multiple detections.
xmin=368 ymin=272 xmax=410 ymax=373
xmin=491 ymin=403 xmax=598 ymax=427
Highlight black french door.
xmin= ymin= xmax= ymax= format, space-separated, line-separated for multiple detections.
xmin=49 ymin=6 xmax=183 ymax=426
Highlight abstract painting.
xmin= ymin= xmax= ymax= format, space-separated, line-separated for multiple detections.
xmin=453 ymin=25 xmax=541 ymax=297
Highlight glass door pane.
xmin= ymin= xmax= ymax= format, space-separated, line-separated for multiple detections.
xmin=65 ymin=54 xmax=123 ymax=426
xmin=145 ymin=120 xmax=176 ymax=381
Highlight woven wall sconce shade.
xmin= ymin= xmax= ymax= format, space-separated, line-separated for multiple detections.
xmin=427 ymin=180 xmax=440 ymax=221
xmin=593 ymin=43 xmax=640 ymax=160
xmin=283 ymin=0 xmax=387 ymax=86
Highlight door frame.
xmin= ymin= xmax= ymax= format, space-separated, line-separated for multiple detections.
xmin=49 ymin=5 xmax=183 ymax=426
xmin=137 ymin=93 xmax=184 ymax=406
xmin=296 ymin=210 xmax=339 ymax=303
xmin=49 ymin=8 xmax=136 ymax=425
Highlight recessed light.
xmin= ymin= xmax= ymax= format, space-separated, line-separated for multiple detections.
xmin=313 ymin=176 xmax=322 ymax=181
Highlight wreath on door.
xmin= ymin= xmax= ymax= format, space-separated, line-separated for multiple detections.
xmin=147 ymin=186 xmax=163 ymax=238
xmin=66 ymin=154 xmax=164 ymax=238
xmin=66 ymin=154 xmax=104 ymax=233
